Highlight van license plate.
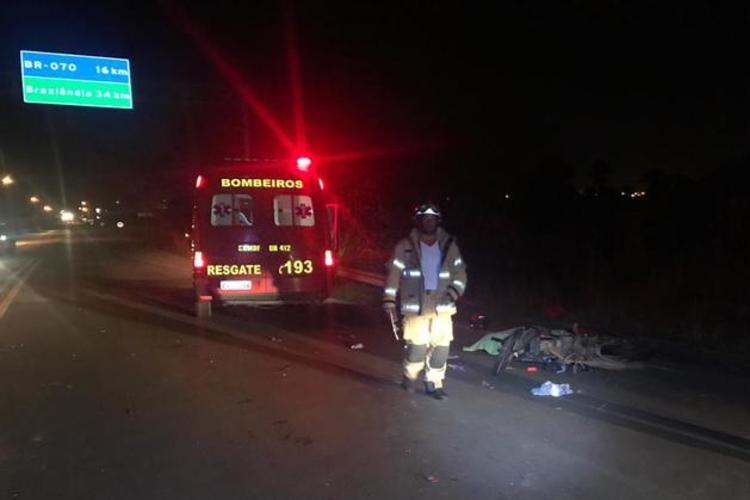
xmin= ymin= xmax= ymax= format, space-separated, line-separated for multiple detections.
xmin=220 ymin=280 xmax=252 ymax=291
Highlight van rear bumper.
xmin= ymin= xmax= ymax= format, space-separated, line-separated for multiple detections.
xmin=217 ymin=292 xmax=328 ymax=306
xmin=193 ymin=272 xmax=333 ymax=305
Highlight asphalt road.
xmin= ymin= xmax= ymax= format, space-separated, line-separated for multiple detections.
xmin=1 ymin=228 xmax=749 ymax=499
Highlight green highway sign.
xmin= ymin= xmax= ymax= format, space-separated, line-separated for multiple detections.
xmin=20 ymin=50 xmax=133 ymax=109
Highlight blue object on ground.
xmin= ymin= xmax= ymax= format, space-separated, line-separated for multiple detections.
xmin=531 ymin=380 xmax=573 ymax=397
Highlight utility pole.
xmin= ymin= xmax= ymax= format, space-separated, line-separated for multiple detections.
xmin=45 ymin=109 xmax=67 ymax=209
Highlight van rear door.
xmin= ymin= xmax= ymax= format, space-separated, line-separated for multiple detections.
xmin=197 ymin=186 xmax=328 ymax=300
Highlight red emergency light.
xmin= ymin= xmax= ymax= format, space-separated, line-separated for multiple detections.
xmin=296 ymin=156 xmax=312 ymax=171
xmin=195 ymin=175 xmax=205 ymax=188
xmin=324 ymin=249 xmax=334 ymax=267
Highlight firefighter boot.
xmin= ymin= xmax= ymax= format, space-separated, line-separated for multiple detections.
xmin=425 ymin=381 xmax=447 ymax=400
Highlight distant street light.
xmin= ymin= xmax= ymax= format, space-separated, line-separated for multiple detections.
xmin=30 ymin=196 xmax=40 ymax=203
xmin=43 ymin=205 xmax=53 ymax=212
xmin=1 ymin=175 xmax=14 ymax=186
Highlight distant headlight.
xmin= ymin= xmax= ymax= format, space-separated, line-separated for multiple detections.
xmin=0 ymin=234 xmax=7 ymax=241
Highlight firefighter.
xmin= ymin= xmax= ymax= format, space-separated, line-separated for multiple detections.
xmin=383 ymin=203 xmax=467 ymax=400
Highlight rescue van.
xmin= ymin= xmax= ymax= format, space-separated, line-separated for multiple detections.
xmin=190 ymin=158 xmax=338 ymax=317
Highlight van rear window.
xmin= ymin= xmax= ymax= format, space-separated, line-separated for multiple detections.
xmin=273 ymin=195 xmax=315 ymax=227
xmin=211 ymin=194 xmax=254 ymax=226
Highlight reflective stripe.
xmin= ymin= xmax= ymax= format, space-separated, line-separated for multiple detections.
xmin=392 ymin=259 xmax=406 ymax=270
xmin=402 ymin=304 xmax=420 ymax=312
xmin=439 ymin=271 xmax=450 ymax=279
xmin=436 ymin=303 xmax=457 ymax=314
xmin=384 ymin=287 xmax=398 ymax=297
xmin=452 ymin=280 xmax=466 ymax=292
xmin=405 ymin=269 xmax=421 ymax=278
xmin=454 ymin=257 xmax=463 ymax=267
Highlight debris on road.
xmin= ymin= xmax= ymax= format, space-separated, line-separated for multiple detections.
xmin=423 ymin=474 xmax=440 ymax=483
xmin=481 ymin=380 xmax=495 ymax=390
xmin=350 ymin=343 xmax=365 ymax=350
xmin=447 ymin=363 xmax=466 ymax=371
xmin=269 ymin=336 xmax=283 ymax=343
xmin=531 ymin=381 xmax=573 ymax=397
xmin=463 ymin=330 xmax=515 ymax=355
xmin=477 ymin=325 xmax=642 ymax=375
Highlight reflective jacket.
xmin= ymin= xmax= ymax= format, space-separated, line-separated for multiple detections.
xmin=383 ymin=228 xmax=467 ymax=316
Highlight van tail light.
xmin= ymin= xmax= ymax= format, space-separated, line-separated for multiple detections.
xmin=324 ymin=249 xmax=334 ymax=267
xmin=194 ymin=251 xmax=206 ymax=269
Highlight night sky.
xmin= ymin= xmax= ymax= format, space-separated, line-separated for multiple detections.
xmin=1 ymin=1 xmax=749 ymax=205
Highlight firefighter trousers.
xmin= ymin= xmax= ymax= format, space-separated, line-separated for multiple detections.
xmin=402 ymin=313 xmax=453 ymax=389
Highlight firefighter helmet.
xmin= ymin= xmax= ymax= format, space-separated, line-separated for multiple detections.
xmin=414 ymin=203 xmax=441 ymax=218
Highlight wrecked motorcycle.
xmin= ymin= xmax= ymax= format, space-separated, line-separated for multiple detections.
xmin=493 ymin=326 xmax=641 ymax=376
